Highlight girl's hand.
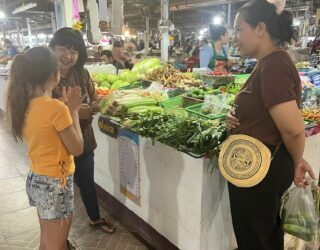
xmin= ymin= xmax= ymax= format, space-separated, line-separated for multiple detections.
xmin=226 ymin=110 xmax=240 ymax=130
xmin=61 ymin=87 xmax=86 ymax=113
xmin=294 ymin=159 xmax=316 ymax=188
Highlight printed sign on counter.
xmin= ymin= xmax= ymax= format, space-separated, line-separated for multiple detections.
xmin=118 ymin=129 xmax=141 ymax=206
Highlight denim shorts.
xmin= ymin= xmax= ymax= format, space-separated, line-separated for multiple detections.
xmin=26 ymin=172 xmax=74 ymax=220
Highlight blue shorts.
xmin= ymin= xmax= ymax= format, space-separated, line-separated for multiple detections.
xmin=26 ymin=172 xmax=74 ymax=220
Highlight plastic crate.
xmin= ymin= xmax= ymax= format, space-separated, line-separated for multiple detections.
xmin=160 ymin=95 xmax=188 ymax=116
xmin=185 ymin=103 xmax=226 ymax=120
xmin=166 ymin=88 xmax=185 ymax=98
xmin=182 ymin=95 xmax=203 ymax=107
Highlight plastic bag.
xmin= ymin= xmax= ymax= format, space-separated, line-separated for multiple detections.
xmin=280 ymin=185 xmax=319 ymax=243
xmin=202 ymin=94 xmax=229 ymax=115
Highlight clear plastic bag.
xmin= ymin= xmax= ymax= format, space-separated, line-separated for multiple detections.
xmin=202 ymin=94 xmax=229 ymax=115
xmin=280 ymin=185 xmax=319 ymax=243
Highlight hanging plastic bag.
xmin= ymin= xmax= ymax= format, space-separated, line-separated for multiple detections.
xmin=280 ymin=185 xmax=319 ymax=243
xmin=310 ymin=182 xmax=320 ymax=247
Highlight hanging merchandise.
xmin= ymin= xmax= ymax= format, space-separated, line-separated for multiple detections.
xmin=54 ymin=0 xmax=66 ymax=30
xmin=72 ymin=0 xmax=83 ymax=31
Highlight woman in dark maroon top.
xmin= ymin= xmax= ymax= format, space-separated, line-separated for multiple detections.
xmin=226 ymin=1 xmax=316 ymax=249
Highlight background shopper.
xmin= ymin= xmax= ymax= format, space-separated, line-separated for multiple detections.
xmin=199 ymin=39 xmax=213 ymax=68
xmin=100 ymin=50 xmax=125 ymax=72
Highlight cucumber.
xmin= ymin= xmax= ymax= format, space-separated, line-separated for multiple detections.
xmin=283 ymin=224 xmax=314 ymax=242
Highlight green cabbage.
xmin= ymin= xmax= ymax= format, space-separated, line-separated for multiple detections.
xmin=132 ymin=58 xmax=161 ymax=74
xmin=107 ymin=74 xmax=119 ymax=84
xmin=100 ymin=80 xmax=111 ymax=88
xmin=126 ymin=72 xmax=139 ymax=84
xmin=94 ymin=73 xmax=109 ymax=84
xmin=111 ymin=80 xmax=130 ymax=90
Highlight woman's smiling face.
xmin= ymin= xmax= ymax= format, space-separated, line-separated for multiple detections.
xmin=53 ymin=45 xmax=79 ymax=73
xmin=234 ymin=13 xmax=262 ymax=57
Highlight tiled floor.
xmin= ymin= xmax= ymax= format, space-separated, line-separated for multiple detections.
xmin=0 ymin=116 xmax=149 ymax=250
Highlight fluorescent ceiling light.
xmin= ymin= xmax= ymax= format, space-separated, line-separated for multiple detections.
xmin=213 ymin=16 xmax=223 ymax=25
xmin=0 ymin=11 xmax=5 ymax=19
xmin=12 ymin=2 xmax=37 ymax=15
xmin=200 ymin=28 xmax=208 ymax=35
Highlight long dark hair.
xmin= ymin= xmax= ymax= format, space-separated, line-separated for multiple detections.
xmin=49 ymin=27 xmax=87 ymax=70
xmin=210 ymin=25 xmax=227 ymax=42
xmin=5 ymin=46 xmax=59 ymax=141
xmin=239 ymin=0 xmax=294 ymax=46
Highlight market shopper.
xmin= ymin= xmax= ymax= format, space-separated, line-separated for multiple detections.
xmin=112 ymin=40 xmax=131 ymax=68
xmin=185 ymin=47 xmax=200 ymax=71
xmin=49 ymin=28 xmax=116 ymax=234
xmin=0 ymin=39 xmax=18 ymax=63
xmin=5 ymin=46 xmax=84 ymax=250
xmin=100 ymin=50 xmax=125 ymax=72
xmin=226 ymin=0 xmax=316 ymax=249
xmin=199 ymin=39 xmax=213 ymax=68
xmin=208 ymin=25 xmax=229 ymax=71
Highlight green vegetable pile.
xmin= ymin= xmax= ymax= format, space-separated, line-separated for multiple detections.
xmin=186 ymin=87 xmax=221 ymax=100
xmin=124 ymin=112 xmax=228 ymax=156
xmin=223 ymin=74 xmax=249 ymax=94
xmin=99 ymin=90 xmax=166 ymax=117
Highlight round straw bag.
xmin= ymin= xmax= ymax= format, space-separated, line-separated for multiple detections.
xmin=218 ymin=134 xmax=271 ymax=188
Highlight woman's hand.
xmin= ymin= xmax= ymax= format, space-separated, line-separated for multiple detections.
xmin=294 ymin=158 xmax=316 ymax=188
xmin=226 ymin=110 xmax=240 ymax=130
xmin=61 ymin=86 xmax=85 ymax=113
xmin=79 ymin=104 xmax=91 ymax=119
xmin=79 ymin=101 xmax=100 ymax=120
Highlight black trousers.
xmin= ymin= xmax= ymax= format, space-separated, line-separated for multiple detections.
xmin=228 ymin=146 xmax=294 ymax=250
xmin=74 ymin=152 xmax=101 ymax=222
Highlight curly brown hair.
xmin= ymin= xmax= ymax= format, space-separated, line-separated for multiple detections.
xmin=5 ymin=46 xmax=59 ymax=141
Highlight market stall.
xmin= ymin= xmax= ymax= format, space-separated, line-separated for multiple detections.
xmin=93 ymin=125 xmax=320 ymax=250
xmin=88 ymin=59 xmax=320 ymax=250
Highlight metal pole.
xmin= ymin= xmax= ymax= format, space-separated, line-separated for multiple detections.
xmin=26 ymin=18 xmax=32 ymax=47
xmin=144 ymin=16 xmax=150 ymax=56
xmin=15 ymin=21 xmax=22 ymax=48
xmin=51 ymin=12 xmax=57 ymax=33
xmin=227 ymin=3 xmax=232 ymax=28
xmin=161 ymin=0 xmax=169 ymax=62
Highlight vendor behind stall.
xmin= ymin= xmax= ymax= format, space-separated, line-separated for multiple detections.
xmin=208 ymin=25 xmax=229 ymax=71
xmin=100 ymin=50 xmax=124 ymax=72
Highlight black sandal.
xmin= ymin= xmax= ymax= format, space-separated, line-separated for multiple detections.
xmin=89 ymin=218 xmax=116 ymax=234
